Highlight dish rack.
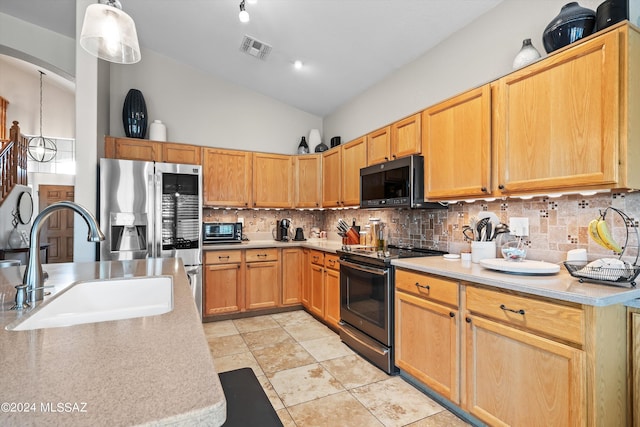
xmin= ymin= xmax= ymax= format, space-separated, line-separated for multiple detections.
xmin=563 ymin=207 xmax=639 ymax=287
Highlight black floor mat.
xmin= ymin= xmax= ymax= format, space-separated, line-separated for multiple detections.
xmin=218 ymin=367 xmax=283 ymax=427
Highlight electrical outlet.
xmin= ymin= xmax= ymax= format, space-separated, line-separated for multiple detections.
xmin=237 ymin=217 xmax=244 ymax=225
xmin=509 ymin=217 xmax=529 ymax=236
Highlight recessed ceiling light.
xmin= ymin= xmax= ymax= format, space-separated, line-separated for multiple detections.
xmin=294 ymin=60 xmax=303 ymax=70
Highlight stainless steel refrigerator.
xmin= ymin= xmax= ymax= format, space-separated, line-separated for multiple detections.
xmin=99 ymin=158 xmax=203 ymax=316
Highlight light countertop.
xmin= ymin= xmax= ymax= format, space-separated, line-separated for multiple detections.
xmin=0 ymin=259 xmax=225 ymax=427
xmin=203 ymin=238 xmax=343 ymax=253
xmin=392 ymin=256 xmax=640 ymax=307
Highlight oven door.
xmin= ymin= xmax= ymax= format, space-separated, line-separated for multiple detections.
xmin=340 ymin=259 xmax=392 ymax=346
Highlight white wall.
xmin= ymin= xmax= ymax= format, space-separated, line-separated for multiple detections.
xmin=323 ymin=0 xmax=602 ymax=142
xmin=109 ymin=48 xmax=323 ymax=155
xmin=0 ymin=55 xmax=75 ymax=138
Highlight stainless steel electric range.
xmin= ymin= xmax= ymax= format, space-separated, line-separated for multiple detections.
xmin=337 ymin=244 xmax=447 ymax=374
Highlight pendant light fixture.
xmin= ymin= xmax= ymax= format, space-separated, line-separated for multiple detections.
xmin=80 ymin=0 xmax=141 ymax=64
xmin=28 ymin=71 xmax=57 ymax=163
xmin=239 ymin=0 xmax=250 ymax=23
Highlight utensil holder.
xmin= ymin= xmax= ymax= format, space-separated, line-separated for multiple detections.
xmin=471 ymin=241 xmax=496 ymax=263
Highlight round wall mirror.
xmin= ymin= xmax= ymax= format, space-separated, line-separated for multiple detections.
xmin=17 ymin=191 xmax=33 ymax=225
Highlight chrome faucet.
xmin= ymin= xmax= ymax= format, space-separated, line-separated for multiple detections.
xmin=22 ymin=201 xmax=105 ymax=304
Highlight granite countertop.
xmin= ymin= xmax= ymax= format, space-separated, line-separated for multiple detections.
xmin=203 ymin=238 xmax=344 ymax=253
xmin=392 ymin=256 xmax=640 ymax=307
xmin=0 ymin=259 xmax=225 ymax=427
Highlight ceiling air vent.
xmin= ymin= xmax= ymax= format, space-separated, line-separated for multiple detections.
xmin=240 ymin=35 xmax=272 ymax=61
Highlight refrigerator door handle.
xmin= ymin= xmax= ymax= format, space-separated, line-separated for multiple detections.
xmin=154 ymin=171 xmax=163 ymax=259
xmin=148 ymin=173 xmax=156 ymax=258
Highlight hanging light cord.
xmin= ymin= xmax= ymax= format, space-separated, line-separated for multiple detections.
xmin=37 ymin=70 xmax=44 ymax=139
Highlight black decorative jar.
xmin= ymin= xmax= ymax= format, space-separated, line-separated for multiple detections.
xmin=542 ymin=2 xmax=596 ymax=54
xmin=122 ymin=89 xmax=148 ymax=139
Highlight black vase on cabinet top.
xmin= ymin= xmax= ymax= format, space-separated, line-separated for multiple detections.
xmin=542 ymin=2 xmax=596 ymax=54
xmin=122 ymin=89 xmax=148 ymax=139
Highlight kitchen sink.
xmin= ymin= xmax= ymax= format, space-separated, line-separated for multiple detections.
xmin=6 ymin=276 xmax=173 ymax=331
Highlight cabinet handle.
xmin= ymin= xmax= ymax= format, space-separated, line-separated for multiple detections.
xmin=328 ymin=260 xmax=336 ymax=266
xmin=498 ymin=184 xmax=505 ymax=190
xmin=218 ymin=255 xmax=229 ymax=260
xmin=392 ymin=154 xmax=396 ymax=159
xmin=257 ymin=253 xmax=267 ymax=258
xmin=384 ymin=157 xmax=389 ymax=161
xmin=449 ymin=312 xmax=455 ymax=318
xmin=500 ymin=304 xmax=525 ymax=315
xmin=313 ymin=256 xmax=319 ymax=262
xmin=465 ymin=317 xmax=471 ymax=323
xmin=415 ymin=282 xmax=430 ymax=290
xmin=481 ymin=187 xmax=487 ymax=193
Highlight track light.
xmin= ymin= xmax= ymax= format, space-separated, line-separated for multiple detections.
xmin=239 ymin=0 xmax=250 ymax=23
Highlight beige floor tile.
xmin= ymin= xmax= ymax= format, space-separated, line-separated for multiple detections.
xmin=268 ymin=363 xmax=344 ymax=407
xmin=202 ymin=320 xmax=238 ymax=338
xmin=351 ymin=376 xmax=444 ymax=427
xmin=276 ymin=408 xmax=296 ymax=427
xmin=252 ymin=340 xmax=316 ymax=375
xmin=271 ymin=309 xmax=315 ymax=327
xmin=406 ymin=410 xmax=471 ymax=427
xmin=287 ymin=391 xmax=384 ymax=427
xmin=256 ymin=374 xmax=284 ymax=410
xmin=208 ymin=333 xmax=249 ymax=358
xmin=232 ymin=315 xmax=281 ymax=333
xmin=322 ymin=354 xmax=390 ymax=389
xmin=242 ymin=327 xmax=294 ymax=351
xmin=213 ymin=351 xmax=264 ymax=377
xmin=283 ymin=320 xmax=337 ymax=342
xmin=299 ymin=335 xmax=354 ymax=361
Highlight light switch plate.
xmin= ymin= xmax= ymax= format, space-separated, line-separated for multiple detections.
xmin=509 ymin=217 xmax=529 ymax=236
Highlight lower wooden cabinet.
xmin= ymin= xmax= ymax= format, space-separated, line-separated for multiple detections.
xmin=631 ymin=308 xmax=640 ymax=427
xmin=395 ymin=269 xmax=460 ymax=403
xmin=281 ymin=248 xmax=303 ymax=305
xmin=301 ymin=249 xmax=311 ymax=309
xmin=323 ymin=254 xmax=341 ymax=329
xmin=245 ymin=260 xmax=279 ymax=310
xmin=204 ymin=252 xmax=243 ymax=315
xmin=309 ymin=260 xmax=325 ymax=318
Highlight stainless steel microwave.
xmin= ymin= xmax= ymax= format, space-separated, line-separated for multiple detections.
xmin=202 ymin=222 xmax=242 ymax=244
xmin=360 ymin=155 xmax=444 ymax=209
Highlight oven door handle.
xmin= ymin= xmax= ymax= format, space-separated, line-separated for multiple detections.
xmin=340 ymin=259 xmax=387 ymax=276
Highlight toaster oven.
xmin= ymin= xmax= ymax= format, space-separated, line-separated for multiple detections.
xmin=202 ymin=222 xmax=242 ymax=244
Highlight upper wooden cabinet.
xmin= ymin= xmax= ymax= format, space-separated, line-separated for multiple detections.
xmin=494 ymin=26 xmax=635 ymax=195
xmin=202 ymin=148 xmax=252 ymax=207
xmin=341 ymin=136 xmax=367 ymax=206
xmin=162 ymin=142 xmax=201 ymax=165
xmin=391 ymin=113 xmax=421 ymax=159
xmin=294 ymin=154 xmax=322 ymax=208
xmin=105 ymin=136 xmax=201 ymax=165
xmin=367 ymin=126 xmax=391 ymax=165
xmin=105 ymin=136 xmax=161 ymax=162
xmin=252 ymin=152 xmax=293 ymax=208
xmin=322 ymin=148 xmax=342 ymax=207
xmin=423 ymin=85 xmax=491 ymax=200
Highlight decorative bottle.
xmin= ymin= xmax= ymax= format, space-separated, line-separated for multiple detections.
xmin=297 ymin=136 xmax=309 ymax=154
xmin=512 ymin=38 xmax=541 ymax=69
xmin=149 ymin=120 xmax=167 ymax=141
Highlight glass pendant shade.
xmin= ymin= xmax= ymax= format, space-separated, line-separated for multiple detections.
xmin=80 ymin=2 xmax=141 ymax=64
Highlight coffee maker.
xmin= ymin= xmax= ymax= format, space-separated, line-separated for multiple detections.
xmin=275 ymin=218 xmax=291 ymax=241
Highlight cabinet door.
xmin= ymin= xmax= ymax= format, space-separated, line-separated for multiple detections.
xmin=105 ymin=136 xmax=161 ymax=162
xmin=301 ymin=249 xmax=311 ymax=309
xmin=162 ymin=143 xmax=201 ymax=165
xmin=204 ymin=263 xmax=242 ymax=315
xmin=202 ymin=148 xmax=252 ymax=207
xmin=253 ymin=152 xmax=293 ymax=208
xmin=396 ymin=291 xmax=459 ymax=403
xmin=309 ymin=264 xmax=324 ymax=318
xmin=282 ymin=248 xmax=302 ymax=306
xmin=245 ymin=261 xmax=280 ymax=310
xmin=494 ymin=30 xmax=619 ymax=194
xmin=465 ymin=315 xmax=586 ymax=426
xmin=423 ymin=85 xmax=491 ymax=200
xmin=391 ymin=113 xmax=421 ymax=159
xmin=322 ymin=148 xmax=342 ymax=207
xmin=324 ymin=267 xmax=341 ymax=329
xmin=341 ymin=137 xmax=367 ymax=207
xmin=367 ymin=126 xmax=391 ymax=166
xmin=295 ymin=154 xmax=322 ymax=208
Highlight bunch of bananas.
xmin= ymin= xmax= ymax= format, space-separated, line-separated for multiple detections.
xmin=588 ymin=214 xmax=623 ymax=253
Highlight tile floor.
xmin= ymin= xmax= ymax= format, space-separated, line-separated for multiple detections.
xmin=204 ymin=310 xmax=471 ymax=427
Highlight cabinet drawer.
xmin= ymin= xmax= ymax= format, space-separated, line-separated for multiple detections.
xmin=396 ymin=269 xmax=459 ymax=307
xmin=205 ymin=250 xmax=242 ymax=265
xmin=310 ymin=250 xmax=325 ymax=266
xmin=245 ymin=248 xmax=278 ymax=262
xmin=466 ymin=285 xmax=584 ymax=345
xmin=325 ymin=253 xmax=340 ymax=271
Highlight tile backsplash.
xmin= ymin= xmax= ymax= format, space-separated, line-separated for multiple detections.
xmin=204 ymin=191 xmax=640 ymax=264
